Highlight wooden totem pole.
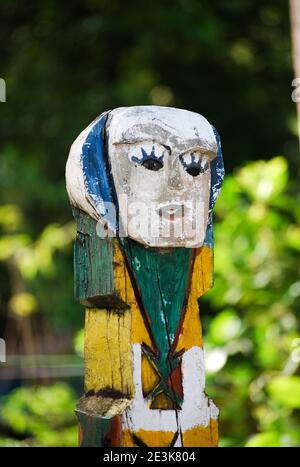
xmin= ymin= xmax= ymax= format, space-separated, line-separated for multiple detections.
xmin=66 ymin=106 xmax=224 ymax=447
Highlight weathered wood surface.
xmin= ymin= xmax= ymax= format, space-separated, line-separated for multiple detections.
xmin=73 ymin=208 xmax=129 ymax=309
xmin=78 ymin=308 xmax=133 ymax=418
xmin=74 ymin=211 xmax=219 ymax=446
xmin=66 ymin=106 xmax=224 ymax=447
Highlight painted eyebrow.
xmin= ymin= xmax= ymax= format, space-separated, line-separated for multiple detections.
xmin=113 ymin=140 xmax=171 ymax=152
xmin=179 ymin=147 xmax=217 ymax=161
xmin=112 ymin=141 xmax=216 ymax=160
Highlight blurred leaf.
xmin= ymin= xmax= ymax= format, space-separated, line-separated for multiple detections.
xmin=0 ymin=438 xmax=29 ymax=447
xmin=245 ymin=432 xmax=281 ymax=447
xmin=268 ymin=376 xmax=300 ymax=409
xmin=9 ymin=292 xmax=38 ymax=317
xmin=210 ymin=309 xmax=242 ymax=344
xmin=286 ymin=226 xmax=300 ymax=251
xmin=0 ymin=204 xmax=23 ymax=232
xmin=74 ymin=328 xmax=84 ymax=357
xmin=1 ymin=383 xmax=77 ymax=437
xmin=237 ymin=157 xmax=288 ymax=203
xmin=206 ymin=348 xmax=227 ymax=373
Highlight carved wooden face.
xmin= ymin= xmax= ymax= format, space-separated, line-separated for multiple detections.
xmin=107 ymin=106 xmax=217 ymax=247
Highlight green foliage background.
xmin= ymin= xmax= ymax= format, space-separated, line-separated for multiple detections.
xmin=0 ymin=0 xmax=299 ymax=447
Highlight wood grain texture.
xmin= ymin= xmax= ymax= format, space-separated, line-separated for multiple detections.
xmin=175 ymin=245 xmax=213 ymax=353
xmin=182 ymin=419 xmax=218 ymax=447
xmin=123 ymin=428 xmax=178 ymax=447
xmin=122 ymin=420 xmax=218 ymax=447
xmin=77 ymin=307 xmax=133 ymax=418
xmin=77 ymin=412 xmax=122 ymax=447
xmin=73 ymin=211 xmax=135 ymax=420
xmin=74 ymin=234 xmax=218 ymax=445
xmin=73 ymin=208 xmax=129 ymax=309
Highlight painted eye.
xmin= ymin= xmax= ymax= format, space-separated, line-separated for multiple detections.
xmin=142 ymin=158 xmax=163 ymax=171
xmin=186 ymin=166 xmax=200 ymax=177
xmin=129 ymin=144 xmax=165 ymax=171
xmin=180 ymin=153 xmax=209 ymax=177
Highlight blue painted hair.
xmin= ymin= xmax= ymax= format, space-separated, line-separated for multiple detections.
xmin=81 ymin=112 xmax=114 ymax=229
xmin=204 ymin=126 xmax=225 ymax=248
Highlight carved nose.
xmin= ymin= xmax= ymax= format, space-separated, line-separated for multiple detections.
xmin=167 ymin=168 xmax=183 ymax=190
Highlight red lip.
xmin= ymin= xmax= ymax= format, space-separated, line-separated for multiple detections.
xmin=157 ymin=204 xmax=184 ymax=221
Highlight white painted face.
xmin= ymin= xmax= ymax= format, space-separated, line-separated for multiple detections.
xmin=107 ymin=106 xmax=217 ymax=247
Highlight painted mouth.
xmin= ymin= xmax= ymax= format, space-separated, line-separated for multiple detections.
xmin=157 ymin=203 xmax=184 ymax=222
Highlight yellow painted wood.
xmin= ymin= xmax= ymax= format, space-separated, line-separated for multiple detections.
xmin=123 ymin=421 xmax=218 ymax=447
xmin=141 ymin=353 xmax=160 ymax=398
xmin=182 ymin=419 xmax=218 ymax=447
xmin=193 ymin=246 xmax=213 ymax=297
xmin=175 ymin=299 xmax=203 ymax=353
xmin=113 ymin=240 xmax=128 ymax=303
xmin=176 ymin=246 xmax=213 ymax=353
xmin=131 ymin=302 xmax=152 ymax=347
xmin=84 ymin=308 xmax=133 ymax=396
xmin=150 ymin=392 xmax=176 ymax=410
xmin=81 ymin=241 xmax=140 ymax=398
xmin=113 ymin=242 xmax=152 ymax=348
xmin=123 ymin=429 xmax=176 ymax=447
